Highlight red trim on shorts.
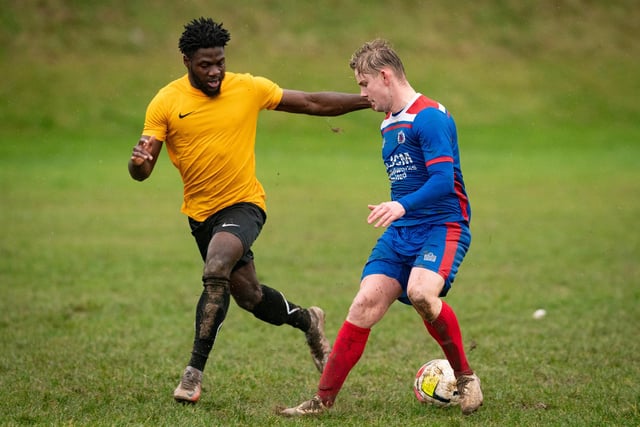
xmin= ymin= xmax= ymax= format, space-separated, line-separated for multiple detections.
xmin=439 ymin=222 xmax=462 ymax=279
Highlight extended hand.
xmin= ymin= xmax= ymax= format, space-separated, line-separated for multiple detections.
xmin=367 ymin=201 xmax=406 ymax=228
xmin=130 ymin=136 xmax=156 ymax=166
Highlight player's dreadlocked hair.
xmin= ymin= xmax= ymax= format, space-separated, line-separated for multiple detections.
xmin=349 ymin=38 xmax=406 ymax=78
xmin=178 ymin=17 xmax=231 ymax=58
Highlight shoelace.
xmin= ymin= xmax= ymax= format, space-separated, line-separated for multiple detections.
xmin=182 ymin=372 xmax=199 ymax=389
xmin=457 ymin=376 xmax=473 ymax=392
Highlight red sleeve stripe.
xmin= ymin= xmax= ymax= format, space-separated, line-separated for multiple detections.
xmin=425 ymin=156 xmax=453 ymax=167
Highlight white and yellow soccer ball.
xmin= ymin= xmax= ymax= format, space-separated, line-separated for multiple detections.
xmin=413 ymin=359 xmax=460 ymax=407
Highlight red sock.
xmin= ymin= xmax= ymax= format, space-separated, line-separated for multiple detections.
xmin=424 ymin=301 xmax=473 ymax=377
xmin=317 ymin=320 xmax=370 ymax=407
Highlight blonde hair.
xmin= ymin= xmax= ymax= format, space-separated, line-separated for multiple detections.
xmin=349 ymin=39 xmax=406 ymax=77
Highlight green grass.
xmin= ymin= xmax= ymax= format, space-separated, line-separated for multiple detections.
xmin=1 ymin=1 xmax=639 ymax=426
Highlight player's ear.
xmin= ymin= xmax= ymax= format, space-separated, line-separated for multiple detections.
xmin=380 ymin=69 xmax=391 ymax=85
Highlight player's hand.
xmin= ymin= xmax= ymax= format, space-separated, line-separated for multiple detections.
xmin=130 ymin=136 xmax=156 ymax=166
xmin=367 ymin=201 xmax=406 ymax=228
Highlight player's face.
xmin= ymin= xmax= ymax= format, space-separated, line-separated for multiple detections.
xmin=184 ymin=47 xmax=226 ymax=97
xmin=354 ymin=70 xmax=391 ymax=113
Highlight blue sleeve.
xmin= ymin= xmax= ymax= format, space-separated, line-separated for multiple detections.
xmin=397 ymin=160 xmax=454 ymax=212
xmin=397 ymin=108 xmax=455 ymax=213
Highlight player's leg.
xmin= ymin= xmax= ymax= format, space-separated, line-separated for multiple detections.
xmin=407 ymin=267 xmax=471 ymax=372
xmin=407 ymin=222 xmax=482 ymax=415
xmin=230 ymin=260 xmax=308 ymax=329
xmin=409 ymin=269 xmax=483 ymax=415
xmin=319 ymin=274 xmax=402 ymax=405
xmin=229 ymin=260 xmax=330 ymax=373
xmin=175 ymin=204 xmax=262 ymax=403
xmin=280 ymin=226 xmax=409 ymax=416
xmin=280 ymin=274 xmax=401 ymax=416
xmin=174 ymin=230 xmax=241 ymax=403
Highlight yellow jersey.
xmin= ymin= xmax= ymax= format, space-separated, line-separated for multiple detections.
xmin=143 ymin=73 xmax=284 ymax=221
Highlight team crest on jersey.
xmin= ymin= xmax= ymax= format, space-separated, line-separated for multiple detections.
xmin=397 ymin=131 xmax=406 ymax=144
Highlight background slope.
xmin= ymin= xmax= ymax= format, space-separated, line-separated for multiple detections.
xmin=1 ymin=1 xmax=638 ymax=426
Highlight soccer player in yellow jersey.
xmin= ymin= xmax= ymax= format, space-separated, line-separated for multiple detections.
xmin=128 ymin=17 xmax=370 ymax=404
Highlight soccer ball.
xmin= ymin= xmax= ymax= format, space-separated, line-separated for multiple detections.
xmin=413 ymin=359 xmax=460 ymax=407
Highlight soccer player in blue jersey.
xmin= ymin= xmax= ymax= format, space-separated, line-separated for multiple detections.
xmin=280 ymin=39 xmax=483 ymax=416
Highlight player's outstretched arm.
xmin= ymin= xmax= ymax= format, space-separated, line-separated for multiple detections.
xmin=276 ymin=89 xmax=370 ymax=116
xmin=128 ymin=135 xmax=164 ymax=181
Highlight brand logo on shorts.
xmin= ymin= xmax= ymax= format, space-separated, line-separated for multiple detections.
xmin=423 ymin=252 xmax=437 ymax=262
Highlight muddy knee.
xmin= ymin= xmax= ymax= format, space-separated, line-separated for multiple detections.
xmin=408 ymin=291 xmax=442 ymax=323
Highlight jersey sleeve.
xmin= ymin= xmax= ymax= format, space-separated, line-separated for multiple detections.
xmin=397 ymin=161 xmax=454 ymax=211
xmin=252 ymin=76 xmax=284 ymax=110
xmin=415 ymin=108 xmax=455 ymax=163
xmin=143 ymin=90 xmax=170 ymax=142
xmin=397 ymin=109 xmax=455 ymax=212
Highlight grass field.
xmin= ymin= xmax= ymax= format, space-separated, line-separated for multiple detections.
xmin=1 ymin=1 xmax=639 ymax=426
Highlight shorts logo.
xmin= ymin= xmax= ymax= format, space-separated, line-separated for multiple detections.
xmin=222 ymin=223 xmax=240 ymax=228
xmin=423 ymin=252 xmax=437 ymax=262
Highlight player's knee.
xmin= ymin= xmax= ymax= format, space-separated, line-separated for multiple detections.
xmin=408 ymin=291 xmax=440 ymax=322
xmin=203 ymin=257 xmax=233 ymax=279
xmin=346 ymin=296 xmax=381 ymax=328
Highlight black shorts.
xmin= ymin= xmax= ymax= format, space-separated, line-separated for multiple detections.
xmin=188 ymin=202 xmax=266 ymax=267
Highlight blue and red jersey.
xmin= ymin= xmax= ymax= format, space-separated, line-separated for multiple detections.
xmin=379 ymin=94 xmax=470 ymax=226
